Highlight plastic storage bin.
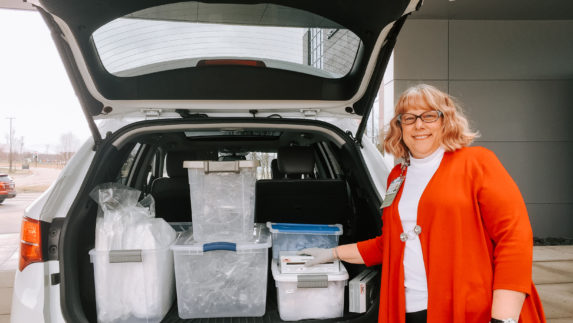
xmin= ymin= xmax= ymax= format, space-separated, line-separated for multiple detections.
xmin=184 ymin=160 xmax=258 ymax=242
xmin=169 ymin=222 xmax=192 ymax=233
xmin=171 ymin=223 xmax=271 ymax=319
xmin=267 ymin=222 xmax=343 ymax=260
xmin=271 ymin=259 xmax=349 ymax=321
xmin=89 ymin=247 xmax=175 ymax=323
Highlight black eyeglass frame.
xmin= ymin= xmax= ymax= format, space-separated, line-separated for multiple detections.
xmin=397 ymin=110 xmax=443 ymax=125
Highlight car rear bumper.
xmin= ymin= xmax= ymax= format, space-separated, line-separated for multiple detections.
xmin=0 ymin=192 xmax=17 ymax=199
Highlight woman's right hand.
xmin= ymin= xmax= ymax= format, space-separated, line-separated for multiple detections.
xmin=297 ymin=248 xmax=337 ymax=266
xmin=298 ymin=244 xmax=365 ymax=265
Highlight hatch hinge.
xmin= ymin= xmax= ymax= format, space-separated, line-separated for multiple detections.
xmin=141 ymin=108 xmax=162 ymax=119
xmin=92 ymin=136 xmax=107 ymax=151
xmin=346 ymin=130 xmax=363 ymax=148
xmin=47 ymin=217 xmax=65 ymax=261
xmin=92 ymin=131 xmax=113 ymax=152
xmin=300 ymin=108 xmax=320 ymax=118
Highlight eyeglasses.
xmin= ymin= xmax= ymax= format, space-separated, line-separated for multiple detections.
xmin=398 ymin=110 xmax=443 ymax=125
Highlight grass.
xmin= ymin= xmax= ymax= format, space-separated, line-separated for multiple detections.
xmin=0 ymin=167 xmax=32 ymax=175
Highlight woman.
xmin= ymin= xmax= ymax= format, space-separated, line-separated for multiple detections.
xmin=300 ymin=84 xmax=546 ymax=323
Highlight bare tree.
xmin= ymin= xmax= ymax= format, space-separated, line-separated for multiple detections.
xmin=18 ymin=136 xmax=24 ymax=157
xmin=4 ymin=122 xmax=16 ymax=172
xmin=12 ymin=136 xmax=24 ymax=160
xmin=59 ymin=132 xmax=80 ymax=162
xmin=0 ymin=143 xmax=6 ymax=161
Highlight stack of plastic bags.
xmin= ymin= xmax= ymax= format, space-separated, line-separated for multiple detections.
xmin=90 ymin=183 xmax=176 ymax=323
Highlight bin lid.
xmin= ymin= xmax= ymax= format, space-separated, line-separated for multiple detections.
xmin=271 ymin=259 xmax=348 ymax=282
xmin=171 ymin=223 xmax=271 ymax=252
xmin=267 ymin=222 xmax=342 ymax=235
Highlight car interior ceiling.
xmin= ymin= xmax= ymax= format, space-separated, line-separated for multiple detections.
xmin=64 ymin=123 xmax=383 ymax=322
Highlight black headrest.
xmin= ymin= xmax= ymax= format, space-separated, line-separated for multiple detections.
xmin=166 ymin=150 xmax=217 ymax=177
xmin=277 ymin=146 xmax=315 ymax=175
xmin=270 ymin=159 xmax=283 ymax=179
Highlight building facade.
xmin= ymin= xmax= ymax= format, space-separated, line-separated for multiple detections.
xmin=379 ymin=0 xmax=573 ymax=238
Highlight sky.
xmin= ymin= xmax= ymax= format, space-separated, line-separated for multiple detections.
xmin=0 ymin=9 xmax=90 ymax=154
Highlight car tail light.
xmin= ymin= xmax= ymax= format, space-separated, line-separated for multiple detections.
xmin=20 ymin=217 xmax=44 ymax=271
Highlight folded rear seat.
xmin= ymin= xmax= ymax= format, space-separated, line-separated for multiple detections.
xmin=255 ymin=147 xmax=351 ymax=225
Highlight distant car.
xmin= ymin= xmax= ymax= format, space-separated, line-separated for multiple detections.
xmin=0 ymin=174 xmax=16 ymax=204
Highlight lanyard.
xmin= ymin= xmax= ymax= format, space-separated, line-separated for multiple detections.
xmin=380 ymin=160 xmax=423 ymax=242
xmin=380 ymin=161 xmax=408 ymax=209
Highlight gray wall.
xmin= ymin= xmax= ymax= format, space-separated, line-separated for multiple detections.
xmin=388 ymin=19 xmax=573 ymax=238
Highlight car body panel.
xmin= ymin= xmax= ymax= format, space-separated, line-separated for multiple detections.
xmin=11 ymin=263 xmax=48 ymax=322
xmin=36 ymin=140 xmax=95 ymax=222
xmin=11 ymin=141 xmax=95 ymax=322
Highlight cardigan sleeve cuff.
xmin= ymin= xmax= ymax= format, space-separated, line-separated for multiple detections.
xmin=357 ymin=238 xmax=383 ymax=267
xmin=493 ymin=257 xmax=533 ymax=296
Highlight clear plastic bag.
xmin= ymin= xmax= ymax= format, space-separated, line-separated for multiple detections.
xmin=89 ymin=183 xmax=176 ymax=322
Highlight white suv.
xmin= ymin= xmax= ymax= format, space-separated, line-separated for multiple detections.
xmin=12 ymin=0 xmax=421 ymax=322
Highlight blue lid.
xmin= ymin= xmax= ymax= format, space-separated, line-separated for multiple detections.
xmin=269 ymin=222 xmax=342 ymax=234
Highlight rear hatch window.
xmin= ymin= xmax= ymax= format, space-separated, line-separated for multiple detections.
xmin=92 ymin=2 xmax=361 ymax=78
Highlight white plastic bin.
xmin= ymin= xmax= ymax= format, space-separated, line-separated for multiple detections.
xmin=89 ymin=248 xmax=175 ymax=323
xmin=171 ymin=223 xmax=271 ymax=319
xmin=184 ymin=160 xmax=258 ymax=242
xmin=267 ymin=222 xmax=343 ymax=260
xmin=271 ymin=259 xmax=349 ymax=321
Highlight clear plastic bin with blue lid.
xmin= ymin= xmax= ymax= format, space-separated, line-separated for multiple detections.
xmin=170 ymin=223 xmax=271 ymax=319
xmin=266 ymin=222 xmax=342 ymax=260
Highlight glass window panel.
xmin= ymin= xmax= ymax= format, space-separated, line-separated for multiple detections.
xmin=92 ymin=2 xmax=361 ymax=78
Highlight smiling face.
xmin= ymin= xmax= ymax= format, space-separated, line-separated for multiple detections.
xmin=400 ymin=98 xmax=443 ymax=159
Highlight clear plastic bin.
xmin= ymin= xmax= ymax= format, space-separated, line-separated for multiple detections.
xmin=168 ymin=222 xmax=192 ymax=233
xmin=267 ymin=222 xmax=343 ymax=260
xmin=184 ymin=160 xmax=258 ymax=242
xmin=271 ymin=259 xmax=349 ymax=321
xmin=89 ymin=247 xmax=174 ymax=323
xmin=171 ymin=223 xmax=271 ymax=319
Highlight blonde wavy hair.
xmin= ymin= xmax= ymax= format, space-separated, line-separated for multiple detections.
xmin=382 ymin=84 xmax=479 ymax=159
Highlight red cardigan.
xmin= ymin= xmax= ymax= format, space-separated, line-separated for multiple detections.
xmin=357 ymin=147 xmax=546 ymax=323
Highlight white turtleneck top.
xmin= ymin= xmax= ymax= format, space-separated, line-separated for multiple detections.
xmin=398 ymin=146 xmax=445 ymax=313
